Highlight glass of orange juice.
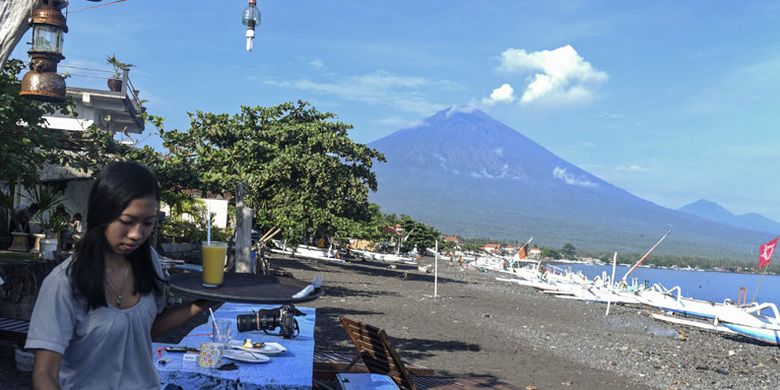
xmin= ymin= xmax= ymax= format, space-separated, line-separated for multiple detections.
xmin=201 ymin=241 xmax=227 ymax=287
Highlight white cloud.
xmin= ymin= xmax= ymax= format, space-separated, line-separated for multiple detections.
xmin=309 ymin=59 xmax=325 ymax=70
xmin=497 ymin=45 xmax=607 ymax=105
xmin=482 ymin=83 xmax=516 ymax=105
xmin=267 ymin=70 xmax=451 ymax=115
xmin=445 ymin=104 xmax=478 ymax=117
xmin=596 ymin=111 xmax=623 ymax=119
xmin=552 ymin=167 xmax=597 ymax=187
xmin=616 ymin=164 xmax=652 ymax=173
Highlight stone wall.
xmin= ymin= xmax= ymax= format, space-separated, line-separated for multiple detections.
xmin=0 ymin=258 xmax=57 ymax=320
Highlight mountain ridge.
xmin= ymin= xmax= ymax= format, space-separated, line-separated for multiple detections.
xmin=679 ymin=199 xmax=780 ymax=235
xmin=368 ymin=108 xmax=772 ymax=260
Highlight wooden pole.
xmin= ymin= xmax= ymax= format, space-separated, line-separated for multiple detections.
xmin=621 ymin=229 xmax=671 ymax=282
xmin=751 ymin=266 xmax=769 ymax=303
xmin=434 ymin=240 xmax=438 ymax=299
xmin=606 ymin=252 xmax=617 ymax=316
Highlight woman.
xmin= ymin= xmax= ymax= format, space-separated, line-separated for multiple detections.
xmin=25 ymin=161 xmax=219 ymax=389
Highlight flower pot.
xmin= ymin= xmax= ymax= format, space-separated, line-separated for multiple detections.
xmin=9 ymin=232 xmax=30 ymax=252
xmin=107 ymin=78 xmax=123 ymax=92
xmin=31 ymin=233 xmax=46 ymax=253
xmin=41 ymin=238 xmax=59 ymax=260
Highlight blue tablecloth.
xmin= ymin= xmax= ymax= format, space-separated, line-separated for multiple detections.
xmin=155 ymin=303 xmax=316 ymax=389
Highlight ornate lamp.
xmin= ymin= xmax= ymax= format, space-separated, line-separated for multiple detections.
xmin=20 ymin=0 xmax=69 ymax=102
xmin=241 ymin=0 xmax=261 ymax=51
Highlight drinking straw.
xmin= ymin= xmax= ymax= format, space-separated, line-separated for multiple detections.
xmin=209 ymin=307 xmax=221 ymax=340
xmin=206 ymin=203 xmax=212 ymax=245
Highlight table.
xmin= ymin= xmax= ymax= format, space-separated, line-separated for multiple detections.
xmin=155 ymin=303 xmax=316 ymax=389
xmin=167 ymin=272 xmax=324 ymax=304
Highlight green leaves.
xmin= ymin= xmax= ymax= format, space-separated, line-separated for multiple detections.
xmin=162 ymin=101 xmax=385 ymax=245
xmin=0 ymin=59 xmax=70 ymax=185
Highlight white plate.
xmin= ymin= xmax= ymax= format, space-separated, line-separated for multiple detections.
xmin=229 ymin=340 xmax=287 ymax=355
xmin=222 ymin=349 xmax=270 ymax=363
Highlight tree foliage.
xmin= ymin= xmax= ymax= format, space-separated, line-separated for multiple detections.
xmin=0 ymin=59 xmax=69 ymax=185
xmin=161 ymin=101 xmax=385 ymax=245
xmin=560 ymin=243 xmax=576 ymax=258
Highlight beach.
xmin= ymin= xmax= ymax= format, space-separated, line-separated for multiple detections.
xmin=3 ymin=254 xmax=779 ymax=389
xmin=286 ymin=254 xmax=778 ymax=390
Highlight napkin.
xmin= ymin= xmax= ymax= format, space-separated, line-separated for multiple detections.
xmin=292 ymin=274 xmax=323 ymax=299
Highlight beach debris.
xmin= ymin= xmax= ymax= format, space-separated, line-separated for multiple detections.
xmin=678 ymin=329 xmax=687 ymax=341
xmin=526 ymin=385 xmax=537 ymax=390
xmin=728 ymin=350 xmax=736 ymax=357
xmin=481 ymin=312 xmax=492 ymax=318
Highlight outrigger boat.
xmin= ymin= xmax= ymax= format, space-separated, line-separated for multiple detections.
xmin=716 ymin=302 xmax=780 ymax=345
xmin=627 ymin=283 xmax=735 ymax=320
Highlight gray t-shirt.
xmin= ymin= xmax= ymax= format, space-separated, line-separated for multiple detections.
xmin=25 ymin=252 xmax=166 ymax=390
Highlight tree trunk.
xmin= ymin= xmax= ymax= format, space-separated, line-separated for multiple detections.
xmin=0 ymin=0 xmax=36 ymax=68
xmin=234 ymin=183 xmax=253 ymax=273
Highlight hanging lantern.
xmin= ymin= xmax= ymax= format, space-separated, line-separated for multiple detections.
xmin=20 ymin=0 xmax=69 ymax=103
xmin=241 ymin=0 xmax=261 ymax=51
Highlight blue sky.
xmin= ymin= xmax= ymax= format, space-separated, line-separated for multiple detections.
xmin=12 ymin=1 xmax=780 ymax=222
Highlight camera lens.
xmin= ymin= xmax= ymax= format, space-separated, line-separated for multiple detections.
xmin=236 ymin=313 xmax=257 ymax=332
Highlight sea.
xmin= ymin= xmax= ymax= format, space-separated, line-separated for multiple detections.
xmin=556 ymin=263 xmax=780 ymax=305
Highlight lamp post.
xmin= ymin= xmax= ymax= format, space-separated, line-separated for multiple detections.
xmin=19 ymin=0 xmax=68 ymax=103
xmin=241 ymin=0 xmax=261 ymax=51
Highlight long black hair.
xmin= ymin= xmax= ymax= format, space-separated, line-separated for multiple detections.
xmin=70 ymin=161 xmax=162 ymax=310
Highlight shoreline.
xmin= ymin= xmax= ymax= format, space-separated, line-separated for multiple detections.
xmin=3 ymin=254 xmax=779 ymax=389
xmin=291 ymin=254 xmax=779 ymax=389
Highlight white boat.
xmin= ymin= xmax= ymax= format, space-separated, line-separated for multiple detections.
xmin=716 ymin=302 xmax=780 ymax=345
xmin=629 ymin=284 xmax=733 ymax=320
xmin=270 ymin=241 xmax=345 ymax=263
xmin=350 ymin=249 xmax=416 ymax=264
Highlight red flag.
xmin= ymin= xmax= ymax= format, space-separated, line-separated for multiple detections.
xmin=517 ymin=246 xmax=527 ymax=259
xmin=758 ymin=237 xmax=779 ymax=270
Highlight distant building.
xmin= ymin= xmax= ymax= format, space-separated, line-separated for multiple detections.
xmin=529 ymin=247 xmax=542 ymax=259
xmin=443 ymin=235 xmax=460 ymax=244
xmin=481 ymin=243 xmax=502 ymax=253
xmin=5 ymin=70 xmax=146 ymax=232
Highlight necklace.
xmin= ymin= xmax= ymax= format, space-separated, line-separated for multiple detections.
xmin=106 ymin=263 xmax=130 ymax=307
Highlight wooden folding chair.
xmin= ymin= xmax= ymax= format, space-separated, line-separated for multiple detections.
xmin=339 ymin=316 xmax=519 ymax=390
xmin=340 ymin=316 xmax=417 ymax=389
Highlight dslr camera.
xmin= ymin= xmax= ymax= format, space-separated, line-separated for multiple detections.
xmin=236 ymin=304 xmax=305 ymax=338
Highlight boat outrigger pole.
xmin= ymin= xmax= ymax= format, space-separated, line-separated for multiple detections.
xmin=620 ymin=229 xmax=672 ymax=282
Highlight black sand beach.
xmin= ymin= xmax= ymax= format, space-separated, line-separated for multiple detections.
xmin=3 ymin=254 xmax=779 ymax=389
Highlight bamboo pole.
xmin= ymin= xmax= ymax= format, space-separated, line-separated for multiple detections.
xmin=605 ymin=252 xmax=618 ymax=316
xmin=434 ymin=240 xmax=439 ymax=299
xmin=751 ymin=266 xmax=769 ymax=303
xmin=621 ymin=229 xmax=671 ymax=282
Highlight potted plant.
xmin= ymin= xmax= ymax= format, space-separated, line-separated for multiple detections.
xmin=41 ymin=213 xmax=68 ymax=260
xmin=105 ymin=54 xmax=134 ymax=92
xmin=24 ymin=186 xmax=65 ymax=255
